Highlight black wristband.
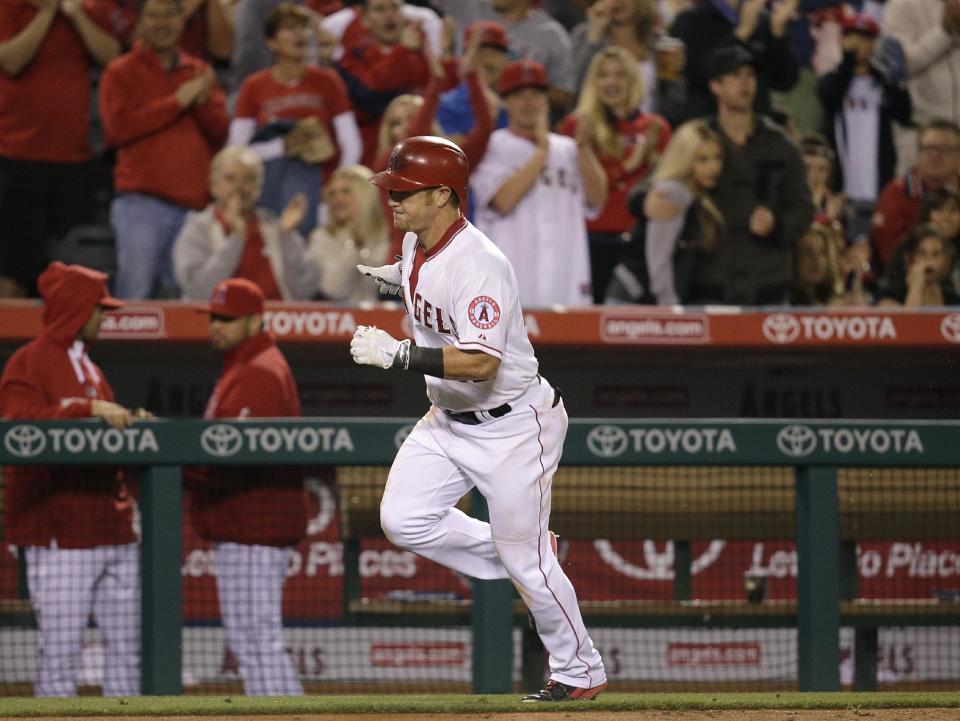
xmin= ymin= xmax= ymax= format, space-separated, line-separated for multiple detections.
xmin=407 ymin=345 xmax=444 ymax=378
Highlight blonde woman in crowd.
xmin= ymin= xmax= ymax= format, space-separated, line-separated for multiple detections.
xmin=306 ymin=165 xmax=389 ymax=304
xmin=607 ymin=118 xmax=723 ymax=304
xmin=559 ymin=46 xmax=670 ymax=302
xmin=571 ymin=0 xmax=686 ymax=117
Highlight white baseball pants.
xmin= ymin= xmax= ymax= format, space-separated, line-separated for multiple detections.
xmin=214 ymin=542 xmax=303 ymax=696
xmin=380 ymin=379 xmax=606 ymax=689
xmin=25 ymin=543 xmax=140 ymax=697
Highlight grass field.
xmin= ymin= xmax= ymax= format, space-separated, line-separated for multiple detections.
xmin=0 ymin=692 xmax=958 ymax=717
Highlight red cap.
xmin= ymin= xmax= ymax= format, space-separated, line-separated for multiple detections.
xmin=464 ymin=21 xmax=508 ymax=50
xmin=841 ymin=13 xmax=880 ymax=37
xmin=201 ymin=278 xmax=265 ymax=318
xmin=38 ymin=261 xmax=124 ymax=309
xmin=497 ymin=59 xmax=548 ymax=96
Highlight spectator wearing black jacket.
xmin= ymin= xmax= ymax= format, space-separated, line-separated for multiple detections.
xmin=705 ymin=44 xmax=814 ymax=304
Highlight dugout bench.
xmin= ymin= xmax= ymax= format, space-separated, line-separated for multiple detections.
xmin=336 ymin=465 xmax=960 ymax=692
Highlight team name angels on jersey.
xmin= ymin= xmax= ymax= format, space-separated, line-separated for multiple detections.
xmin=399 ymin=216 xmax=539 ymax=412
xmin=412 ymin=291 xmax=454 ymax=334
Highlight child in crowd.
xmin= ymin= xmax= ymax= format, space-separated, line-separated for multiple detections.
xmin=790 ymin=222 xmax=845 ymax=306
xmin=878 ymin=224 xmax=959 ymax=306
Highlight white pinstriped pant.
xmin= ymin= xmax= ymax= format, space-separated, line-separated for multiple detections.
xmin=25 ymin=543 xmax=140 ymax=697
xmin=379 ymin=379 xmax=607 ymax=689
xmin=213 ymin=542 xmax=303 ymax=696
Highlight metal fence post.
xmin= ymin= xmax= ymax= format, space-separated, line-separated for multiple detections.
xmin=796 ymin=465 xmax=840 ymax=691
xmin=141 ymin=464 xmax=183 ymax=695
xmin=470 ymin=490 xmax=513 ymax=694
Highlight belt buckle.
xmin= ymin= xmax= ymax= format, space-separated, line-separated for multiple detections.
xmin=446 ymin=409 xmax=480 ymax=425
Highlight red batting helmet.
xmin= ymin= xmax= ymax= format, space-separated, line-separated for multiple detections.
xmin=370 ymin=135 xmax=469 ymax=203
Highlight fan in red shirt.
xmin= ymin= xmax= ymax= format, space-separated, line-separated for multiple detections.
xmin=336 ymin=0 xmax=433 ymax=165
xmin=558 ymin=46 xmax=671 ymax=303
xmin=99 ymin=0 xmax=230 ymax=299
xmin=870 ymin=119 xmax=960 ymax=273
xmin=187 ymin=278 xmax=307 ymax=696
xmin=0 ymin=0 xmax=122 ymax=298
xmin=0 ymin=262 xmax=150 ymax=697
xmin=229 ymin=2 xmax=361 ymax=236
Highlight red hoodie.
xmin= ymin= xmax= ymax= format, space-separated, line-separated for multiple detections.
xmin=188 ymin=332 xmax=307 ymax=548
xmin=0 ymin=263 xmax=136 ymax=548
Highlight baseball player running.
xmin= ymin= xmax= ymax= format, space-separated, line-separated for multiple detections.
xmin=349 ymin=136 xmax=607 ymax=702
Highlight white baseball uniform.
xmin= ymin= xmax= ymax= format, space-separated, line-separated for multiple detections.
xmin=471 ymin=129 xmax=594 ymax=308
xmin=379 ymin=216 xmax=606 ymax=690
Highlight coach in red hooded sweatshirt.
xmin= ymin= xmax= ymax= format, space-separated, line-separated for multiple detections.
xmin=189 ymin=278 xmax=307 ymax=696
xmin=0 ymin=262 xmax=147 ymax=697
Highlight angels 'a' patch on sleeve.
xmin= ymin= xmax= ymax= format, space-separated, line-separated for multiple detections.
xmin=468 ymin=296 xmax=501 ymax=329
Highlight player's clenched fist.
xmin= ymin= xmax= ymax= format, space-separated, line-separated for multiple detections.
xmin=350 ymin=325 xmax=410 ymax=369
xmin=357 ymin=262 xmax=403 ymax=296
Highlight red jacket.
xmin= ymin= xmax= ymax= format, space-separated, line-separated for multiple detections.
xmin=337 ymin=13 xmax=431 ymax=165
xmin=870 ymin=170 xmax=960 ymax=272
xmin=189 ymin=332 xmax=307 ymax=547
xmin=99 ymin=42 xmax=229 ymax=209
xmin=0 ymin=0 xmax=118 ymax=162
xmin=0 ymin=270 xmax=136 ymax=548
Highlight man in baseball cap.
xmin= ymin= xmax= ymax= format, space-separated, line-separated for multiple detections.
xmin=467 ymin=56 xmax=604 ymax=307
xmin=202 ymin=276 xmax=265 ymax=324
xmin=464 ymin=19 xmax=509 ymax=51
xmin=497 ymin=58 xmax=549 ymax=97
xmin=670 ymin=0 xmax=799 ymax=120
xmin=0 ymin=261 xmax=147 ymax=696
xmin=706 ymin=44 xmax=756 ymax=82
xmin=189 ymin=276 xmax=308 ymax=695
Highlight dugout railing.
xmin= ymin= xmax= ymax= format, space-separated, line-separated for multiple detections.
xmin=1 ymin=418 xmax=959 ymax=695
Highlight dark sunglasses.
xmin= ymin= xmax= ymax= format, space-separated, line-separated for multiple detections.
xmin=388 ymin=187 xmax=437 ymax=202
xmin=209 ymin=313 xmax=242 ymax=323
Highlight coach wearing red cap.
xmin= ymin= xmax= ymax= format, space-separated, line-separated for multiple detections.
xmin=0 ymin=261 xmax=148 ymax=697
xmin=188 ymin=277 xmax=307 ymax=696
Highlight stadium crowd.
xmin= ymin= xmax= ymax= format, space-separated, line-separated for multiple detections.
xmin=1 ymin=0 xmax=960 ymax=308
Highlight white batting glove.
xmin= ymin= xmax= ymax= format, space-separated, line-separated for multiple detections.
xmin=350 ymin=325 xmax=409 ymax=369
xmin=357 ymin=261 xmax=403 ymax=296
